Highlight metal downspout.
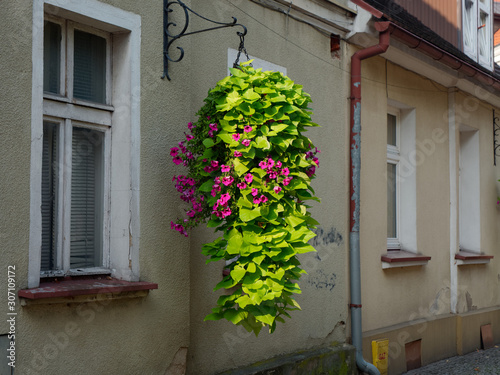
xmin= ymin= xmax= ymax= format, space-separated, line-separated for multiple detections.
xmin=349 ymin=28 xmax=390 ymax=375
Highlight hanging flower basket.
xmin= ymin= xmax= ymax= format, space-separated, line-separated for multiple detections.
xmin=170 ymin=62 xmax=320 ymax=335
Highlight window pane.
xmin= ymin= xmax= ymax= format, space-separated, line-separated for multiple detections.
xmin=41 ymin=122 xmax=58 ymax=271
xmin=387 ymin=163 xmax=397 ymax=238
xmin=478 ymin=12 xmax=488 ymax=58
xmin=387 ymin=114 xmax=397 ymax=146
xmin=71 ymin=127 xmax=104 ymax=268
xmin=73 ymin=30 xmax=106 ymax=103
xmin=43 ymin=21 xmax=61 ymax=94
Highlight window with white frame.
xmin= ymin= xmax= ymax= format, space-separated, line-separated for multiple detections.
xmin=459 ymin=126 xmax=481 ymax=252
xmin=30 ymin=0 xmax=141 ymax=287
xmin=462 ymin=0 xmax=493 ymax=69
xmin=386 ymin=103 xmax=417 ymax=253
xmin=42 ymin=17 xmax=112 ymax=273
xmin=387 ymin=111 xmax=400 ymax=249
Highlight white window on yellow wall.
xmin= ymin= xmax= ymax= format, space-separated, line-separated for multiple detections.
xmin=387 ymin=110 xmax=400 ymax=249
xmin=30 ymin=0 xmax=141 ymax=288
xmin=386 ymin=102 xmax=418 ymax=253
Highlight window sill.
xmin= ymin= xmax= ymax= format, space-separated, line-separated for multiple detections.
xmin=18 ymin=278 xmax=158 ymax=306
xmin=381 ymin=250 xmax=431 ymax=269
xmin=455 ymin=251 xmax=493 ymax=265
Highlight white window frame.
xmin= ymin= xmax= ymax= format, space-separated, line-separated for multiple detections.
xmin=458 ymin=125 xmax=481 ymax=253
xmin=462 ymin=0 xmax=493 ymax=69
xmin=30 ymin=0 xmax=141 ymax=288
xmin=386 ymin=101 xmax=418 ymax=253
xmin=387 ymin=108 xmax=401 ymax=249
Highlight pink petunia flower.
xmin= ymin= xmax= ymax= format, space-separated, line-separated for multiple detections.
xmin=244 ymin=126 xmax=252 ymax=133
xmin=187 ymin=122 xmax=194 ymax=130
xmin=232 ymin=133 xmax=241 ymax=141
xmin=273 ymin=186 xmax=282 ymax=194
xmin=221 ymin=164 xmax=231 ymax=173
xmin=268 ymin=171 xmax=277 ymax=179
xmin=237 ymin=182 xmax=247 ymax=189
xmin=260 ymin=195 xmax=268 ymax=204
xmin=251 ymin=188 xmax=259 ymax=197
xmin=170 ymin=147 xmax=179 ymax=157
xmin=186 ymin=134 xmax=194 ymax=141
xmin=253 ymin=197 xmax=262 ymax=205
xmin=244 ymin=173 xmax=253 ymax=184
xmin=281 ymin=167 xmax=290 ymax=176
xmin=283 ymin=177 xmax=292 ymax=186
xmin=211 ymin=160 xmax=219 ymax=168
xmin=234 ymin=151 xmax=242 ymax=157
xmin=173 ymin=156 xmax=183 ymax=165
xmin=209 ymin=123 xmax=218 ymax=131
xmin=242 ymin=139 xmax=251 ymax=147
xmin=259 ymin=160 xmax=268 ymax=170
xmin=221 ymin=176 xmax=234 ymax=186
xmin=276 ymin=161 xmax=282 ymax=168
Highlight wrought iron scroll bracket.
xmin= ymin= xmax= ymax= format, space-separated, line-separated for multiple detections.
xmin=494 ymin=110 xmax=500 ymax=166
xmin=162 ymin=0 xmax=248 ymax=80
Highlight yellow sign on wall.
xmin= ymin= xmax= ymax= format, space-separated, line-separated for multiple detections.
xmin=372 ymin=338 xmax=389 ymax=375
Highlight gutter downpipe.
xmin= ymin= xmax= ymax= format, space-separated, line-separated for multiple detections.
xmin=349 ymin=27 xmax=390 ymax=375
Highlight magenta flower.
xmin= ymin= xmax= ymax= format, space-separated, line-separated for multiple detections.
xmin=281 ymin=167 xmax=290 ymax=176
xmin=232 ymin=133 xmax=241 ymax=141
xmin=253 ymin=197 xmax=262 ymax=205
xmin=173 ymin=156 xmax=183 ymax=165
xmin=211 ymin=160 xmax=219 ymax=168
xmin=215 ymin=177 xmax=221 ymax=184
xmin=244 ymin=173 xmax=253 ymax=184
xmin=221 ymin=164 xmax=231 ymax=173
xmin=244 ymin=126 xmax=252 ymax=133
xmin=242 ymin=139 xmax=251 ymax=147
xmin=186 ymin=134 xmax=194 ymax=141
xmin=187 ymin=122 xmax=194 ymax=130
xmin=170 ymin=147 xmax=179 ymax=157
xmin=313 ymin=157 xmax=319 ymax=166
xmin=186 ymin=210 xmax=196 ymax=218
xmin=267 ymin=158 xmax=275 ymax=169
xmin=273 ymin=186 xmax=282 ymax=194
xmin=260 ymin=195 xmax=268 ymax=204
xmin=237 ymin=182 xmax=247 ymax=189
xmin=209 ymin=123 xmax=218 ymax=131
xmin=221 ymin=176 xmax=234 ymax=186
xmin=251 ymin=188 xmax=259 ymax=197
xmin=219 ymin=193 xmax=231 ymax=205
xmin=234 ymin=151 xmax=242 ymax=157
xmin=259 ymin=160 xmax=268 ymax=170
xmin=283 ymin=177 xmax=292 ymax=186
xmin=276 ymin=161 xmax=282 ymax=168
xmin=268 ymin=171 xmax=277 ymax=179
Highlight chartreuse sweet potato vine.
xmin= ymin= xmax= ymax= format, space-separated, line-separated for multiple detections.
xmin=170 ymin=62 xmax=320 ymax=335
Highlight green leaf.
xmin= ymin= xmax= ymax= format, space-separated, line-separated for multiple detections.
xmin=240 ymin=207 xmax=261 ymax=222
xmin=237 ymin=102 xmax=256 ymax=116
xmin=199 ymin=180 xmax=214 ymax=192
xmin=203 ymin=138 xmax=214 ymax=148
xmin=230 ymin=266 xmax=246 ymax=283
xmin=242 ymin=88 xmax=261 ymax=101
xmin=204 ymin=313 xmax=223 ymax=321
xmin=233 ymin=158 xmax=249 ymax=176
xmin=247 ymin=262 xmax=257 ymax=273
xmin=293 ymin=242 xmax=316 ymax=254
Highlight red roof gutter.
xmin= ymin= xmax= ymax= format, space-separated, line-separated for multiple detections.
xmin=374 ymin=21 xmax=500 ymax=91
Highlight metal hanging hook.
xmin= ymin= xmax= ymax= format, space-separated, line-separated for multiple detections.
xmin=162 ymin=0 xmax=248 ymax=80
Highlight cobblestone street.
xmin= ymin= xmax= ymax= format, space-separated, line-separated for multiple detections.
xmin=403 ymin=346 xmax=500 ymax=375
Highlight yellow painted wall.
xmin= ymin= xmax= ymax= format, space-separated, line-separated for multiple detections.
xmin=1 ymin=1 xmax=351 ymax=374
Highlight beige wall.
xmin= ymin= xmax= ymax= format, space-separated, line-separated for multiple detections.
xmin=2 ymin=1 xmax=351 ymax=374
xmin=358 ymin=53 xmax=500 ymax=373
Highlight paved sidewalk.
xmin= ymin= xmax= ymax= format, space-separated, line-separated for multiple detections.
xmin=403 ymin=346 xmax=500 ymax=375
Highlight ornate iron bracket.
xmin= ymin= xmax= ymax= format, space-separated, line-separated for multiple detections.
xmin=162 ymin=0 xmax=248 ymax=80
xmin=494 ymin=110 xmax=500 ymax=165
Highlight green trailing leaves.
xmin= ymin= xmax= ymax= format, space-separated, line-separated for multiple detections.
xmin=169 ymin=63 xmax=321 ymax=336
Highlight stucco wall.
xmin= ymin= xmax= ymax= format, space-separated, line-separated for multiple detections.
xmin=186 ymin=1 xmax=350 ymax=373
xmin=357 ymin=51 xmax=500 ymax=357
xmin=3 ymin=1 xmax=351 ymax=374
